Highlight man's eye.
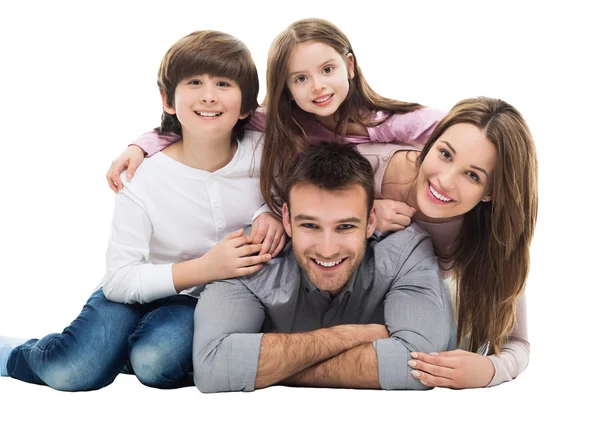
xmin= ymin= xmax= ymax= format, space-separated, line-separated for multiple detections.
xmin=338 ymin=224 xmax=355 ymax=230
xmin=300 ymin=223 xmax=317 ymax=229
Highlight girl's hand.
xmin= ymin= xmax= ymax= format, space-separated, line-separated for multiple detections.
xmin=201 ymin=229 xmax=272 ymax=281
xmin=407 ymin=349 xmax=495 ymax=389
xmin=249 ymin=212 xmax=287 ymax=257
xmin=374 ymin=199 xmax=416 ymax=234
xmin=106 ymin=145 xmax=146 ymax=193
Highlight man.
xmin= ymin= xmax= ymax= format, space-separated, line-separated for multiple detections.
xmin=193 ymin=143 xmax=453 ymax=392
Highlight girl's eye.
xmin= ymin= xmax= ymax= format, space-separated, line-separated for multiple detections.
xmin=323 ymin=65 xmax=334 ymax=74
xmin=295 ymin=75 xmax=307 ymax=83
xmin=439 ymin=149 xmax=451 ymax=160
xmin=467 ymin=171 xmax=480 ymax=182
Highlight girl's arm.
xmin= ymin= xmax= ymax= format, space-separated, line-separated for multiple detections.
xmin=367 ymin=108 xmax=446 ymax=145
xmin=106 ymin=131 xmax=180 ymax=192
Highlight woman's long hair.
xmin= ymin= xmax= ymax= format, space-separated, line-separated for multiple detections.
xmin=262 ymin=18 xmax=423 ymax=214
xmin=418 ymin=97 xmax=538 ymax=353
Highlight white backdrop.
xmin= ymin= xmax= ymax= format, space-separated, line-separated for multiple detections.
xmin=0 ymin=0 xmax=597 ymax=421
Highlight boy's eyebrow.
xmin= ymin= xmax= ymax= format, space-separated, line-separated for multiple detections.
xmin=441 ymin=140 xmax=490 ymax=178
xmin=288 ymin=59 xmax=336 ymax=78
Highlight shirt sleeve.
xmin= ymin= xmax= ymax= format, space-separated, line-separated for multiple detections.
xmin=131 ymin=130 xmax=181 ymax=157
xmin=373 ymin=231 xmax=453 ymax=390
xmin=245 ymin=107 xmax=267 ymax=132
xmin=193 ymin=279 xmax=265 ymax=393
xmin=367 ymin=108 xmax=445 ymax=146
xmin=99 ymin=185 xmax=177 ymax=304
xmin=251 ymin=204 xmax=272 ymax=222
xmin=486 ymin=293 xmax=530 ymax=386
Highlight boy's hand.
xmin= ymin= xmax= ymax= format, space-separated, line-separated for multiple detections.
xmin=106 ymin=145 xmax=145 ymax=193
xmin=250 ymin=212 xmax=287 ymax=257
xmin=374 ymin=199 xmax=416 ymax=234
xmin=201 ymin=229 xmax=271 ymax=281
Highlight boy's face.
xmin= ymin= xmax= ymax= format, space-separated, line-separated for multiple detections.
xmin=162 ymin=74 xmax=248 ymax=140
xmin=282 ymin=183 xmax=376 ymax=296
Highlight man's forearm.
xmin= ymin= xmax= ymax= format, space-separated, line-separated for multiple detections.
xmin=255 ymin=324 xmax=386 ymax=389
xmin=282 ymin=342 xmax=380 ymax=389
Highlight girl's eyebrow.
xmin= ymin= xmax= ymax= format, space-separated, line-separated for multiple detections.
xmin=440 ymin=140 xmax=490 ymax=177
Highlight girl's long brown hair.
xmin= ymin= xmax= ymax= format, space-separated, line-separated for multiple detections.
xmin=262 ymin=18 xmax=424 ymax=214
xmin=418 ymin=97 xmax=538 ymax=353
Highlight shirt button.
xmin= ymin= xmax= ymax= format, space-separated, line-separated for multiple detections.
xmin=217 ymin=221 xmax=224 ymax=229
xmin=206 ymin=178 xmax=212 ymax=186
xmin=213 ymin=201 xmax=220 ymax=208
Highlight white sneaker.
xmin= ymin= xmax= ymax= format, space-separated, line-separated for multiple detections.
xmin=0 ymin=336 xmax=26 ymax=377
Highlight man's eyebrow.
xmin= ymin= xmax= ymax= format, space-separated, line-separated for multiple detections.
xmin=294 ymin=214 xmax=362 ymax=224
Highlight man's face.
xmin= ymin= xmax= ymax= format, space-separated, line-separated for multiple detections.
xmin=282 ymin=183 xmax=376 ymax=296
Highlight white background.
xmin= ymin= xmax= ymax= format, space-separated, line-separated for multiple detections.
xmin=0 ymin=0 xmax=597 ymax=422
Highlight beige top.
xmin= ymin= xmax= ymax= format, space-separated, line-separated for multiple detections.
xmin=356 ymin=142 xmax=530 ymax=387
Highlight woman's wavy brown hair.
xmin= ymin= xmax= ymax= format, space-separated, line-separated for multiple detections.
xmin=156 ymin=30 xmax=259 ymax=143
xmin=262 ymin=18 xmax=424 ymax=215
xmin=418 ymin=97 xmax=538 ymax=354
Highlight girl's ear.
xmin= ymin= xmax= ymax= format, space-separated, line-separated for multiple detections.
xmin=346 ymin=53 xmax=355 ymax=80
xmin=160 ymin=90 xmax=176 ymax=115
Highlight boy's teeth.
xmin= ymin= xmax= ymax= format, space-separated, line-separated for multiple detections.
xmin=197 ymin=111 xmax=221 ymax=117
xmin=315 ymin=258 xmax=343 ymax=267
xmin=429 ymin=184 xmax=452 ymax=202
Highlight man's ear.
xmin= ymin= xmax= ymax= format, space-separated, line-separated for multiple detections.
xmin=366 ymin=205 xmax=377 ymax=238
xmin=282 ymin=202 xmax=292 ymax=238
xmin=160 ymin=90 xmax=176 ymax=115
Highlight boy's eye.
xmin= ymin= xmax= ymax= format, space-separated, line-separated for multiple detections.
xmin=323 ymin=65 xmax=334 ymax=74
xmin=189 ymin=79 xmax=201 ymax=85
xmin=294 ymin=75 xmax=307 ymax=83
xmin=217 ymin=80 xmax=232 ymax=87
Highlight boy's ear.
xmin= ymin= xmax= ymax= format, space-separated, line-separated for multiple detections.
xmin=160 ymin=90 xmax=176 ymax=114
xmin=239 ymin=110 xmax=250 ymax=120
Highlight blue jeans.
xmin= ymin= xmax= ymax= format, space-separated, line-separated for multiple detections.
xmin=6 ymin=289 xmax=196 ymax=391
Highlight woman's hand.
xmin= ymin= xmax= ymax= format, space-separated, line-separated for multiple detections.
xmin=106 ymin=145 xmax=146 ymax=193
xmin=374 ymin=199 xmax=416 ymax=233
xmin=249 ymin=212 xmax=287 ymax=257
xmin=407 ymin=349 xmax=495 ymax=389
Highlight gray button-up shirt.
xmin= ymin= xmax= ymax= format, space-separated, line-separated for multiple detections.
xmin=193 ymin=224 xmax=453 ymax=392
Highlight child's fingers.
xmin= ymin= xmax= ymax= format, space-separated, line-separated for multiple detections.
xmin=239 ymin=253 xmax=271 ymax=269
xmin=127 ymin=156 xmax=143 ymax=180
xmin=271 ymin=234 xmax=287 ymax=257
xmin=394 ymin=201 xmax=416 ymax=217
xmin=237 ymin=243 xmax=264 ymax=257
xmin=225 ymin=228 xmax=245 ymax=241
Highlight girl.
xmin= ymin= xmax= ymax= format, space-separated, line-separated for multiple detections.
xmin=0 ymin=30 xmax=282 ymax=391
xmin=359 ymin=97 xmax=537 ymax=388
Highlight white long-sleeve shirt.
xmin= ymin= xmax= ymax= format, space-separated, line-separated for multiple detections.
xmin=98 ymin=130 xmax=269 ymax=304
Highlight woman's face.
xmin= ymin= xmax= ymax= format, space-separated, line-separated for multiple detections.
xmin=415 ymin=123 xmax=497 ymax=220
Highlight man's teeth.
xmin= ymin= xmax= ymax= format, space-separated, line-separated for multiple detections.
xmin=429 ymin=184 xmax=452 ymax=202
xmin=314 ymin=94 xmax=332 ymax=103
xmin=315 ymin=258 xmax=343 ymax=267
xmin=197 ymin=111 xmax=222 ymax=117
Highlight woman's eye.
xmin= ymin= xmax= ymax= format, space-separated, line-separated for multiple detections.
xmin=467 ymin=171 xmax=480 ymax=182
xmin=440 ymin=149 xmax=451 ymax=160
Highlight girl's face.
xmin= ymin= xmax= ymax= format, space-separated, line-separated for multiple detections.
xmin=286 ymin=41 xmax=355 ymax=119
xmin=415 ymin=123 xmax=497 ymax=220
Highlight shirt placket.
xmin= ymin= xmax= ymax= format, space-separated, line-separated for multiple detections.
xmin=205 ymin=176 xmax=226 ymax=240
